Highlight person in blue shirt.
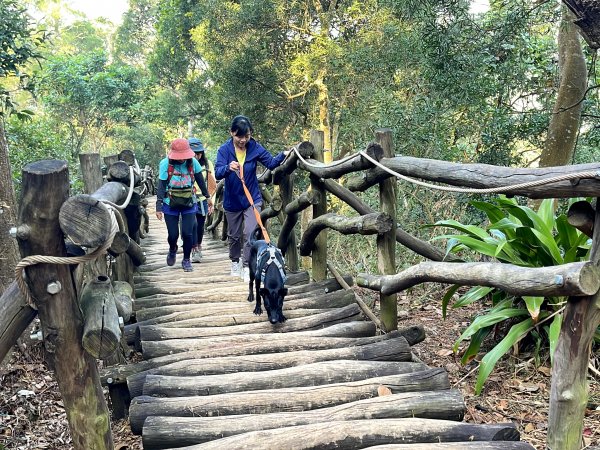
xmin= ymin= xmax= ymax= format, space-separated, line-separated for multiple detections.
xmin=215 ymin=115 xmax=289 ymax=281
xmin=156 ymin=138 xmax=213 ymax=272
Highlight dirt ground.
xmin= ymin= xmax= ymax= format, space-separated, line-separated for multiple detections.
xmin=0 ymin=288 xmax=599 ymax=450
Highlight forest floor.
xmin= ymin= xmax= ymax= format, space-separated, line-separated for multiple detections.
xmin=1 ymin=286 xmax=599 ymax=449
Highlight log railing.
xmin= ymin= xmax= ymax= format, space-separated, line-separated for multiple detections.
xmin=245 ymin=128 xmax=600 ymax=450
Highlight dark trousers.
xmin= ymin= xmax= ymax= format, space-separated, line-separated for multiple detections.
xmin=192 ymin=200 xmax=208 ymax=248
xmin=164 ymin=212 xmax=196 ymax=259
xmin=225 ymin=203 xmax=261 ymax=267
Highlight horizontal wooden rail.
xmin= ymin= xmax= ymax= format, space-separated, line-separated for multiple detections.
xmin=357 ymin=261 xmax=600 ymax=297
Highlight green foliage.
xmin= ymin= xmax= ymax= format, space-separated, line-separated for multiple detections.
xmin=429 ymin=196 xmax=591 ymax=394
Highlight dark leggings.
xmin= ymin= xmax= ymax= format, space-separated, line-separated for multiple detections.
xmin=164 ymin=212 xmax=196 ymax=259
xmin=193 ymin=200 xmax=208 ymax=248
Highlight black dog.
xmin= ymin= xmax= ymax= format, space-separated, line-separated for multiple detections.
xmin=247 ymin=229 xmax=288 ymax=324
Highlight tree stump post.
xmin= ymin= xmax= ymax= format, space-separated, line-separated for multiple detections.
xmin=548 ymin=197 xmax=600 ymax=450
xmin=280 ymin=173 xmax=299 ymax=270
xmin=375 ymin=129 xmax=398 ymax=331
xmin=310 ymin=130 xmax=327 ymax=281
xmin=16 ymin=160 xmax=113 ymax=450
xmin=79 ymin=153 xmax=103 ymax=194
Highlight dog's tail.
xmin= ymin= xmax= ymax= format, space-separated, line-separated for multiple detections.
xmin=250 ymin=226 xmax=263 ymax=245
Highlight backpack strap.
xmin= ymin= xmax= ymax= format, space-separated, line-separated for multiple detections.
xmin=166 ymin=160 xmax=195 ymax=189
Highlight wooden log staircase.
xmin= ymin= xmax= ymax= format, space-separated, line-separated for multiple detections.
xmin=101 ymin=203 xmax=536 ymax=450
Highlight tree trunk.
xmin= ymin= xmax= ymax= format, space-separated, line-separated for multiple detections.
xmin=540 ymin=6 xmax=587 ymax=167
xmin=0 ymin=119 xmax=19 ymax=292
xmin=79 ymin=153 xmax=103 ymax=194
xmin=142 ymin=390 xmax=465 ymax=449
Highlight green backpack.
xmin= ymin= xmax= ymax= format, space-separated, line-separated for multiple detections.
xmin=166 ymin=161 xmax=195 ymax=210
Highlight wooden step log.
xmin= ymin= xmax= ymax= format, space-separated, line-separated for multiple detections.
xmin=142 ymin=390 xmax=465 ymax=449
xmin=101 ymin=325 xmax=406 ymax=385
xmin=129 ymin=369 xmax=450 ymax=434
xmin=141 ymin=322 xmax=424 ymax=360
xmin=140 ymin=320 xmax=377 ymax=360
xmin=112 ymin=281 xmax=133 ymax=322
xmin=134 ymin=290 xmax=356 ymax=322
xmin=357 ymin=443 xmax=536 ymax=450
xmin=143 ymin=359 xmax=424 ymax=397
xmin=124 ymin=309 xmax=331 ymax=345
xmin=134 ymin=277 xmax=248 ymax=297
xmin=162 ymin=419 xmax=519 ymax=450
xmin=138 ymin=303 xmax=363 ymax=342
xmin=127 ymin=335 xmax=412 ymax=397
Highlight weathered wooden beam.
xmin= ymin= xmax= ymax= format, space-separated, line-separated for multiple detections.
xmin=108 ymin=231 xmax=146 ymax=266
xmin=280 ymin=173 xmax=299 ymax=269
xmin=129 ymin=369 xmax=451 ymax=434
xmin=297 ymin=142 xmax=384 ymax=179
xmin=345 ymin=156 xmax=600 ymax=199
xmin=107 ymin=160 xmax=140 ymax=186
xmin=59 ymin=195 xmax=115 ymax=248
xmin=140 ymin=321 xmax=379 ymax=360
xmin=143 ymin=360 xmax=424 ymax=397
xmin=357 ymin=261 xmax=600 ymax=297
xmin=567 ymin=200 xmax=595 ymax=237
xmin=376 ymin=129 xmax=398 ymax=331
xmin=300 ymin=212 xmax=393 ymax=256
xmin=78 ymin=153 xmax=103 ymax=194
xmin=278 ymin=190 xmax=321 ymax=254
xmin=126 ymin=335 xmax=412 ymax=397
xmin=138 ymin=303 xmax=363 ymax=341
xmin=112 ymin=280 xmax=133 ymax=322
xmin=310 ymin=129 xmax=327 ymax=281
xmin=16 ymin=160 xmax=113 ymax=449
xmin=323 ymin=178 xmax=461 ymax=262
xmin=117 ymin=149 xmax=136 ymax=166
xmin=358 ymin=443 xmax=535 ymax=449
xmin=142 ymin=390 xmax=466 ymax=449
xmin=80 ymin=276 xmax=121 ymax=359
xmin=101 ymin=324 xmax=392 ymax=385
xmin=272 ymin=141 xmax=314 ymax=185
xmin=169 ymin=419 xmax=519 ymax=450
xmin=0 ymin=281 xmax=37 ymax=364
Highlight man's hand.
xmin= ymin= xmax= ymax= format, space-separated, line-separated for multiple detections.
xmin=156 ymin=211 xmax=163 ymax=221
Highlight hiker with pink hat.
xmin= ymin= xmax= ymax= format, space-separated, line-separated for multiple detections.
xmin=155 ymin=138 xmax=213 ymax=272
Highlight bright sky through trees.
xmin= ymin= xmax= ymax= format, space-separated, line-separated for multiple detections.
xmin=67 ymin=0 xmax=128 ymax=24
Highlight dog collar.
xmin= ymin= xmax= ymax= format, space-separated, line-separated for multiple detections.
xmin=257 ymin=245 xmax=287 ymax=285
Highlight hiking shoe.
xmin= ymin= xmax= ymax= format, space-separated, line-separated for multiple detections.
xmin=191 ymin=248 xmax=202 ymax=263
xmin=241 ymin=266 xmax=250 ymax=283
xmin=230 ymin=260 xmax=241 ymax=277
xmin=166 ymin=249 xmax=177 ymax=266
xmin=182 ymin=258 xmax=193 ymax=272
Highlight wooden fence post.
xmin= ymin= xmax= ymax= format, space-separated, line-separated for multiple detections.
xmin=310 ymin=130 xmax=327 ymax=281
xmin=375 ymin=129 xmax=398 ymax=331
xmin=280 ymin=173 xmax=299 ymax=271
xmin=79 ymin=153 xmax=103 ymax=194
xmin=17 ymin=160 xmax=113 ymax=449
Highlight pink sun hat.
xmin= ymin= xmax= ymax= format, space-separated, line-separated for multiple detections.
xmin=168 ymin=138 xmax=195 ymax=159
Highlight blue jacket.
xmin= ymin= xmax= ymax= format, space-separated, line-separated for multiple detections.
xmin=215 ymin=138 xmax=285 ymax=212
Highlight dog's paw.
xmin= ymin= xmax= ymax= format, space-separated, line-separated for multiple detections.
xmin=280 ymin=314 xmax=287 ymax=322
xmin=247 ymin=295 xmax=254 ymax=303
xmin=253 ymin=305 xmax=263 ymax=315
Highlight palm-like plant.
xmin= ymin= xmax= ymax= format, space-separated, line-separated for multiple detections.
xmin=429 ymin=196 xmax=592 ymax=394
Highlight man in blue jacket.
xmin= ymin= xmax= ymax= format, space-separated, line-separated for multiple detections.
xmin=215 ymin=115 xmax=288 ymax=281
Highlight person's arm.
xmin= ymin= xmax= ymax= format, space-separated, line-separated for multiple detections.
xmin=194 ymin=171 xmax=212 ymax=203
xmin=155 ymin=178 xmax=167 ymax=221
xmin=256 ymin=142 xmax=286 ymax=170
xmin=215 ymin=147 xmax=230 ymax=180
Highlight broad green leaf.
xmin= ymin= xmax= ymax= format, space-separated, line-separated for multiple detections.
xmin=460 ymin=327 xmax=492 ymax=364
xmin=442 ymin=284 xmax=461 ymax=319
xmin=475 ymin=318 xmax=534 ymax=394
xmin=456 ymin=308 xmax=528 ymax=343
xmin=430 ymin=219 xmax=490 ymax=240
xmin=531 ymin=229 xmax=563 ymax=264
xmin=470 ymin=200 xmax=506 ymax=224
xmin=555 ymin=214 xmax=579 ymax=250
xmin=549 ymin=313 xmax=562 ymax=365
xmin=432 ymin=235 xmax=501 ymax=259
xmin=454 ymin=286 xmax=494 ymax=308
xmin=537 ymin=199 xmax=555 ymax=229
xmin=523 ymin=296 xmax=544 ymax=321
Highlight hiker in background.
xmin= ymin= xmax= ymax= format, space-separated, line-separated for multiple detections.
xmin=215 ymin=115 xmax=289 ymax=282
xmin=189 ymin=137 xmax=216 ymax=263
xmin=156 ymin=138 xmax=213 ymax=272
